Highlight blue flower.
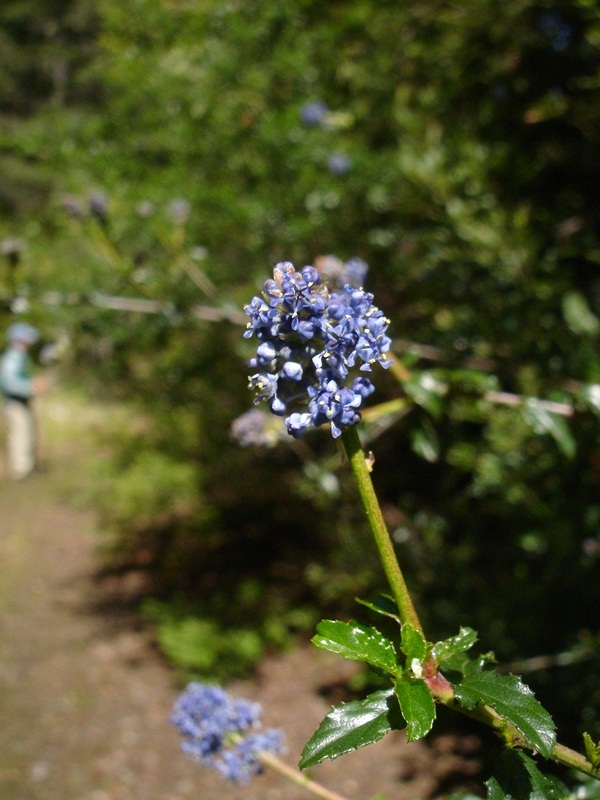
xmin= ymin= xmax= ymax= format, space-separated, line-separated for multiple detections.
xmin=171 ymin=683 xmax=285 ymax=784
xmin=61 ymin=194 xmax=85 ymax=218
xmin=244 ymin=261 xmax=392 ymax=438
xmin=215 ymin=730 xmax=286 ymax=783
xmin=327 ymin=152 xmax=352 ymax=176
xmin=299 ymin=100 xmax=328 ymax=126
xmin=89 ymin=191 xmax=110 ymax=219
xmin=308 ymin=379 xmax=363 ymax=438
xmin=286 ymin=411 xmax=314 ymax=439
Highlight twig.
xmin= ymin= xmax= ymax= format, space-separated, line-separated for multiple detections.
xmin=498 ymin=646 xmax=596 ymax=675
xmin=176 ymin=257 xmax=217 ymax=297
xmin=259 ymin=752 xmax=350 ymax=800
xmin=483 ymin=390 xmax=574 ymax=418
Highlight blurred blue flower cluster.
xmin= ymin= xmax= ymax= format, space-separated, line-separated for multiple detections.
xmin=299 ymin=100 xmax=329 ymax=126
xmin=230 ymin=407 xmax=287 ymax=447
xmin=171 ymin=682 xmax=284 ymax=783
xmin=314 ymin=255 xmax=368 ymax=289
xmin=327 ymin=152 xmax=352 ymax=176
xmin=244 ymin=261 xmax=392 ymax=438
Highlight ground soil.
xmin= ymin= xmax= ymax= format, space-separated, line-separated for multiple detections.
xmin=0 ymin=393 xmax=483 ymax=800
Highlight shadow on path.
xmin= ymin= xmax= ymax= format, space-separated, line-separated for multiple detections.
xmin=0 ymin=394 xmax=477 ymax=800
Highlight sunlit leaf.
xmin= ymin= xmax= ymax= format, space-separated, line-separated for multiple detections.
xmin=394 ymin=677 xmax=436 ymax=741
xmin=400 ymin=623 xmax=428 ymax=662
xmin=432 ymin=627 xmax=478 ymax=664
xmin=312 ymin=620 xmax=399 ymax=673
xmin=299 ymin=689 xmax=404 ymax=769
xmin=455 ymin=672 xmax=556 ymax=758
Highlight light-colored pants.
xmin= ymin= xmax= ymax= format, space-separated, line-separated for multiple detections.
xmin=4 ymin=399 xmax=36 ymax=479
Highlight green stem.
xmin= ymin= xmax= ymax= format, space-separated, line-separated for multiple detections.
xmin=440 ymin=697 xmax=600 ymax=781
xmin=259 ymin=751 xmax=350 ymax=800
xmin=341 ymin=416 xmax=599 ymax=783
xmin=341 ymin=424 xmax=423 ymax=635
xmin=360 ymin=397 xmax=409 ymax=423
xmin=551 ymin=743 xmax=600 ymax=780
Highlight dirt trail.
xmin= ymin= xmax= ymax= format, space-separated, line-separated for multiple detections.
xmin=0 ymin=393 xmax=479 ymax=800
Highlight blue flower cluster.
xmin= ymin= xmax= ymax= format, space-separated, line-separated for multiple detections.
xmin=244 ymin=261 xmax=392 ymax=439
xmin=171 ymin=682 xmax=285 ymax=784
xmin=230 ymin=408 xmax=287 ymax=447
xmin=327 ymin=152 xmax=352 ymax=176
xmin=299 ymin=100 xmax=329 ymax=126
xmin=314 ymin=255 xmax=368 ymax=289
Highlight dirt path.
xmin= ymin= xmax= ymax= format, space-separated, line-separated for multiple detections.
xmin=0 ymin=393 xmax=480 ymax=800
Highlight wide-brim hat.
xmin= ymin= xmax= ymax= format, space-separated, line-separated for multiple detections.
xmin=7 ymin=322 xmax=39 ymax=345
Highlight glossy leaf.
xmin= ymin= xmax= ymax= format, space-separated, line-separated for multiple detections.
xmin=455 ymin=672 xmax=556 ymax=758
xmin=299 ymin=689 xmax=404 ymax=769
xmin=394 ymin=677 xmax=436 ymax=741
xmin=441 ymin=650 xmax=497 ymax=678
xmin=312 ymin=620 xmax=398 ymax=674
xmin=400 ymin=623 xmax=428 ymax=662
xmin=486 ymin=750 xmax=565 ymax=800
xmin=432 ymin=627 xmax=478 ymax=664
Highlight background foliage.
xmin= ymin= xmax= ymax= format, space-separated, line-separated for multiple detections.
xmin=1 ymin=0 xmax=599 ymax=748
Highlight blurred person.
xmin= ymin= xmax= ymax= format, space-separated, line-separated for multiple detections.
xmin=0 ymin=323 xmax=47 ymax=480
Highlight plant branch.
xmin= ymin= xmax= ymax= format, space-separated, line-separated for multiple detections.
xmin=341 ymin=424 xmax=423 ymax=635
xmin=439 ymin=697 xmax=600 ymax=780
xmin=259 ymin=751 xmax=350 ymax=800
xmin=551 ymin=743 xmax=600 ymax=780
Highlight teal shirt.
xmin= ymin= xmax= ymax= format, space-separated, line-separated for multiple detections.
xmin=0 ymin=347 xmax=33 ymax=399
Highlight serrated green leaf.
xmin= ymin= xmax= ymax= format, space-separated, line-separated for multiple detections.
xmin=441 ymin=650 xmax=497 ymax=678
xmin=455 ymin=672 xmax=556 ymax=758
xmin=583 ymin=732 xmax=600 ymax=768
xmin=357 ymin=594 xmax=400 ymax=623
xmin=401 ymin=623 xmax=428 ymax=662
xmin=465 ymin=652 xmax=498 ymax=673
xmin=312 ymin=620 xmax=398 ymax=674
xmin=432 ymin=627 xmax=478 ymax=664
xmin=522 ymin=400 xmax=576 ymax=459
xmin=486 ymin=750 xmax=566 ymax=800
xmin=299 ymin=689 xmax=404 ymax=769
xmin=394 ymin=677 xmax=436 ymax=741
